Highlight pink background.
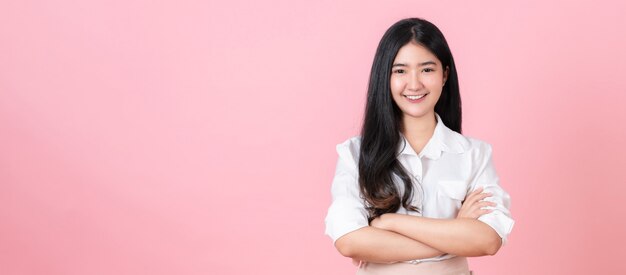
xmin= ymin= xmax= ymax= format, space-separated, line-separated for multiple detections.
xmin=1 ymin=0 xmax=626 ymax=274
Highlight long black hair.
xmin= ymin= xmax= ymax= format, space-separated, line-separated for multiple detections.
xmin=358 ymin=18 xmax=462 ymax=220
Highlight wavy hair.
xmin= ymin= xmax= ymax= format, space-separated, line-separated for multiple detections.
xmin=358 ymin=18 xmax=462 ymax=221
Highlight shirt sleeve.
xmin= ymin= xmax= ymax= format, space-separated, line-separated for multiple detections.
xmin=470 ymin=142 xmax=515 ymax=246
xmin=324 ymin=138 xmax=369 ymax=244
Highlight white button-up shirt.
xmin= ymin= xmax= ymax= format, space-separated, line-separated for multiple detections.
xmin=324 ymin=113 xmax=515 ymax=263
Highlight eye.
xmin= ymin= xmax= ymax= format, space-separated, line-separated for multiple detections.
xmin=393 ymin=69 xmax=405 ymax=74
xmin=423 ymin=68 xmax=435 ymax=73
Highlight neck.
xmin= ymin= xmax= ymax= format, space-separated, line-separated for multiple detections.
xmin=401 ymin=112 xmax=437 ymax=149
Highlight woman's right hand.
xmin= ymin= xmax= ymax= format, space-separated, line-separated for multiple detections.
xmin=456 ymin=187 xmax=496 ymax=219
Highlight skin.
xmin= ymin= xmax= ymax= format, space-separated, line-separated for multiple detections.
xmin=390 ymin=40 xmax=448 ymax=152
xmin=335 ymin=42 xmax=503 ymax=265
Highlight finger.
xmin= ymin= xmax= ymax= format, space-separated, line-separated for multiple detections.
xmin=477 ymin=199 xmax=497 ymax=208
xmin=468 ymin=187 xmax=489 ymax=198
xmin=477 ymin=192 xmax=493 ymax=200
xmin=467 ymin=200 xmax=495 ymax=212
xmin=460 ymin=207 xmax=493 ymax=219
xmin=470 ymin=195 xmax=493 ymax=208
xmin=469 ymin=203 xmax=496 ymax=214
xmin=477 ymin=209 xmax=494 ymax=216
xmin=462 ymin=188 xmax=482 ymax=204
xmin=469 ymin=207 xmax=494 ymax=218
xmin=474 ymin=196 xmax=495 ymax=206
xmin=466 ymin=191 xmax=492 ymax=206
xmin=469 ymin=187 xmax=483 ymax=197
xmin=471 ymin=200 xmax=495 ymax=208
xmin=465 ymin=187 xmax=482 ymax=198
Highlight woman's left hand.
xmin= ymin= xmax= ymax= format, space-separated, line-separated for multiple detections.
xmin=457 ymin=187 xmax=496 ymax=219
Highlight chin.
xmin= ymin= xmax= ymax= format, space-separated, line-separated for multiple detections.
xmin=403 ymin=110 xmax=432 ymax=119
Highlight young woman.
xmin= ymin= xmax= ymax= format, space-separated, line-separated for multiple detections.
xmin=324 ymin=18 xmax=515 ymax=274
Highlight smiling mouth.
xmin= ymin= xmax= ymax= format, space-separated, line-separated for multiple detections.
xmin=404 ymin=93 xmax=428 ymax=100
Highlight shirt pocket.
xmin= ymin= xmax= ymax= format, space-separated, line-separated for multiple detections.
xmin=435 ymin=180 xmax=469 ymax=218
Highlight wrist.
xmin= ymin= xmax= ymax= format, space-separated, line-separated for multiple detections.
xmin=380 ymin=213 xmax=397 ymax=231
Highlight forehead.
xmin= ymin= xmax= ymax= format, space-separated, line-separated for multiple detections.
xmin=393 ymin=42 xmax=440 ymax=65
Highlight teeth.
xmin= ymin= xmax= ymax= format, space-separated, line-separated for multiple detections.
xmin=405 ymin=94 xmax=426 ymax=100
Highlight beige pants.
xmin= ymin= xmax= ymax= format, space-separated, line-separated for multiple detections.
xmin=356 ymin=256 xmax=473 ymax=275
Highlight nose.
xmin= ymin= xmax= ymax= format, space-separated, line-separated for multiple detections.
xmin=407 ymin=70 xmax=423 ymax=91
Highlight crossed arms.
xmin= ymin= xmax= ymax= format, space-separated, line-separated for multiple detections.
xmin=334 ymin=187 xmax=502 ymax=264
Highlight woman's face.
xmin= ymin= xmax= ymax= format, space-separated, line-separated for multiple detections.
xmin=390 ymin=42 xmax=449 ymax=121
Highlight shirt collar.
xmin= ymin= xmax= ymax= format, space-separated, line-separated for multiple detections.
xmin=397 ymin=113 xmax=467 ymax=160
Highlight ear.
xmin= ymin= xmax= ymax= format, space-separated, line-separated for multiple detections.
xmin=443 ymin=65 xmax=450 ymax=85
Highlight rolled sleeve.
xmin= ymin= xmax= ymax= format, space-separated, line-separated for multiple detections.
xmin=471 ymin=142 xmax=515 ymax=246
xmin=324 ymin=138 xmax=369 ymax=244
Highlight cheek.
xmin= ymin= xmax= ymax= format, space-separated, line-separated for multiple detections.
xmin=424 ymin=75 xmax=443 ymax=87
xmin=390 ymin=77 xmax=405 ymax=93
xmin=423 ymin=79 xmax=445 ymax=93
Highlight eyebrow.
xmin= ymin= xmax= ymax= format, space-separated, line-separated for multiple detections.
xmin=392 ymin=61 xmax=437 ymax=67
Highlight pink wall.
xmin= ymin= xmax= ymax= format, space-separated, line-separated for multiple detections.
xmin=2 ymin=0 xmax=625 ymax=274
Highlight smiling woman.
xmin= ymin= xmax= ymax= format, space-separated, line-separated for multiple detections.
xmin=390 ymin=43 xmax=448 ymax=120
xmin=324 ymin=18 xmax=514 ymax=275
